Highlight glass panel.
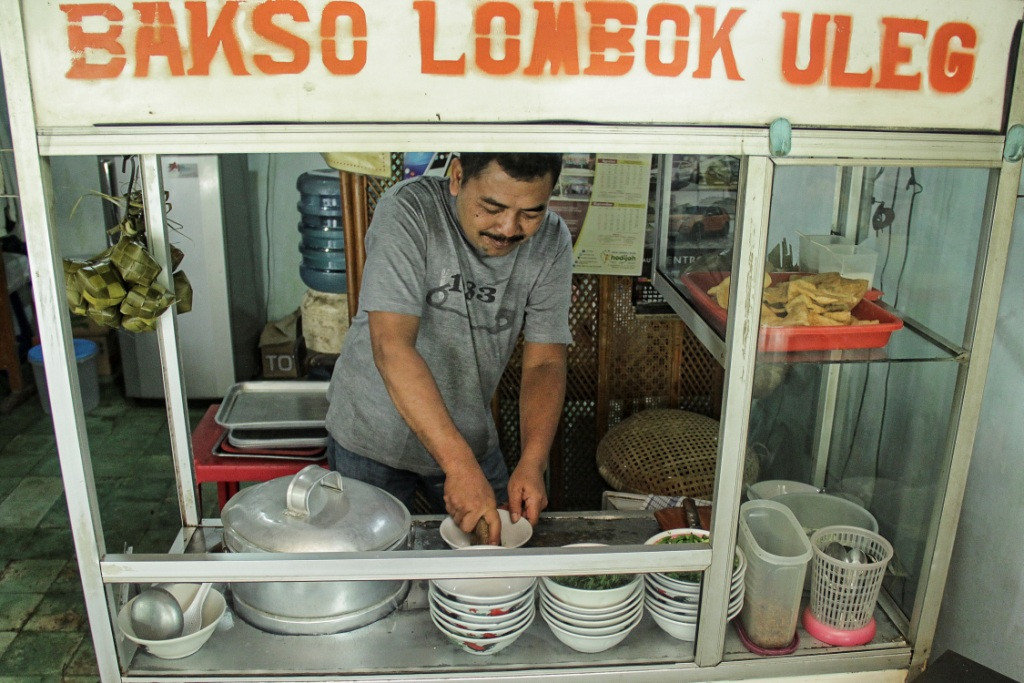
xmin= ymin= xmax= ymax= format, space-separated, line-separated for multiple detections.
xmin=652 ymin=154 xmax=739 ymax=283
xmin=659 ymin=163 xmax=992 ymax=364
xmin=742 ymin=163 xmax=995 ymax=629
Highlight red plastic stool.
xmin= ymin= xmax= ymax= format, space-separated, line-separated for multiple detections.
xmin=191 ymin=405 xmax=326 ymax=512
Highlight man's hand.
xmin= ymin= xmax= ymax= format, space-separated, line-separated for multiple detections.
xmin=444 ymin=464 xmax=502 ymax=545
xmin=507 ymin=460 xmax=548 ymax=526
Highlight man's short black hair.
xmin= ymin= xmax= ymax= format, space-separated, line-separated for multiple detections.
xmin=458 ymin=153 xmax=562 ymax=186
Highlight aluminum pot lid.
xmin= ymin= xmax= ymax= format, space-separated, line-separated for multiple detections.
xmin=221 ymin=465 xmax=410 ymax=554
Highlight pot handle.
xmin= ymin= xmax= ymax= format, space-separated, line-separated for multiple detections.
xmin=285 ymin=465 xmax=344 ymax=518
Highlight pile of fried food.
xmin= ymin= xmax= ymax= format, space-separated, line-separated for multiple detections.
xmin=708 ymin=272 xmax=878 ymax=327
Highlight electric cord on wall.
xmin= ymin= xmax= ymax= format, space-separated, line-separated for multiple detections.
xmin=872 ymin=169 xmax=921 ymax=481
xmin=838 ymin=167 xmax=921 ymax=483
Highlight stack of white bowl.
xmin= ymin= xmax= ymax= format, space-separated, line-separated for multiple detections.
xmin=428 ymin=575 xmax=536 ymax=655
xmin=538 ymin=573 xmax=644 ymax=653
xmin=644 ymin=543 xmax=747 ymax=641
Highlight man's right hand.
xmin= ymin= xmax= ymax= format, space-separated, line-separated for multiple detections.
xmin=444 ymin=465 xmax=502 ymax=545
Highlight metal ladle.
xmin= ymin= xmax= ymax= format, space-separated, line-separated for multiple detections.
xmin=845 ymin=547 xmax=868 ymax=564
xmin=824 ymin=541 xmax=848 ymax=562
xmin=129 ymin=587 xmax=183 ymax=640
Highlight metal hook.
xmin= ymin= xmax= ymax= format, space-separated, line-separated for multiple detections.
xmin=122 ymin=155 xmax=138 ymax=200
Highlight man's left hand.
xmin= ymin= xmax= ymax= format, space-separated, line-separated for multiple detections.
xmin=506 ymin=462 xmax=548 ymax=526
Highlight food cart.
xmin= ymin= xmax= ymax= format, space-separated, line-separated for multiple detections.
xmin=1 ymin=0 xmax=1022 ymax=680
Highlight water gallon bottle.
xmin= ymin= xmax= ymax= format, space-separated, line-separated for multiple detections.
xmin=297 ymin=169 xmax=346 ymax=294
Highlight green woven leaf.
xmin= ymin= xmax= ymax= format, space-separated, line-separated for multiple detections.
xmin=87 ymin=303 xmax=122 ymax=329
xmin=110 ymin=235 xmax=161 ymax=286
xmin=75 ymin=260 xmax=127 ymax=308
xmin=122 ymin=316 xmax=158 ymax=333
xmin=173 ymin=271 xmax=193 ymax=314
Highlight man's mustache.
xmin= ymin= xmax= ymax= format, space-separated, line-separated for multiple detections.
xmin=480 ymin=232 xmax=525 ymax=245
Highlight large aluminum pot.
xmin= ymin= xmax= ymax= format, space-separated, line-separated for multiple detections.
xmin=221 ymin=465 xmax=411 ymax=635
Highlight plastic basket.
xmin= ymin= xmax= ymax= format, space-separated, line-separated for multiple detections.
xmin=807 ymin=525 xmax=892 ymax=632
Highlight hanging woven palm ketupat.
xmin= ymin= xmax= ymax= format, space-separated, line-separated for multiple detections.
xmin=110 ymin=234 xmax=161 ymax=286
xmin=120 ymin=282 xmax=175 ymax=318
xmin=75 ymin=259 xmax=127 ymax=308
xmin=63 ymin=166 xmax=193 ymax=332
xmin=63 ymin=258 xmax=89 ymax=316
xmin=87 ymin=303 xmax=122 ymax=329
xmin=173 ymin=271 xmax=193 ymax=314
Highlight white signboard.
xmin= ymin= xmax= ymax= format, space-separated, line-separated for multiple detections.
xmin=19 ymin=0 xmax=1024 ymax=131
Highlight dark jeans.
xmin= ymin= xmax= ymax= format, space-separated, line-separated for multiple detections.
xmin=326 ymin=439 xmax=510 ymax=513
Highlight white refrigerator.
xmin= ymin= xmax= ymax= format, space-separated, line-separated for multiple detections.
xmin=98 ymin=154 xmax=262 ymax=399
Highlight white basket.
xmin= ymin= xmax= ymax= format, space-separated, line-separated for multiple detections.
xmin=807 ymin=526 xmax=892 ymax=631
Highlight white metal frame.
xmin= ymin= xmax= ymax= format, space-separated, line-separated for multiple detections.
xmin=2 ymin=0 xmax=1022 ymax=679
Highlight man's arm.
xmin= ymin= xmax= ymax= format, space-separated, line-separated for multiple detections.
xmin=368 ymin=310 xmax=501 ymax=543
xmin=507 ymin=341 xmax=567 ymax=525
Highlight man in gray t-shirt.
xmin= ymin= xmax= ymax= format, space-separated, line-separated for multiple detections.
xmin=326 ymin=153 xmax=572 ymax=543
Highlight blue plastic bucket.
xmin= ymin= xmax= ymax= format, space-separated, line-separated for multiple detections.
xmin=27 ymin=339 xmax=100 ymax=414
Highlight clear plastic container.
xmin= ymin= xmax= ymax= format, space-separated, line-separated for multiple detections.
xmin=797 ymin=233 xmax=846 ymax=272
xmin=818 ymin=243 xmax=878 ymax=285
xmin=736 ymin=499 xmax=812 ymax=649
xmin=28 ymin=339 xmax=100 ymax=414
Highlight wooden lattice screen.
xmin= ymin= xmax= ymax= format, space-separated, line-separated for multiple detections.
xmin=496 ymin=275 xmax=723 ymax=511
xmin=340 ymin=165 xmax=724 ymax=512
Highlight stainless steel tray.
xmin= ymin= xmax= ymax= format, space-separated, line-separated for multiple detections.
xmin=213 ymin=433 xmax=327 ymax=463
xmin=215 ymin=381 xmax=329 ymax=430
xmin=227 ymin=427 xmax=329 ymax=450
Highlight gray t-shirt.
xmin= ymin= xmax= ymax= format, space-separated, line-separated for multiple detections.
xmin=326 ymin=175 xmax=574 ymax=475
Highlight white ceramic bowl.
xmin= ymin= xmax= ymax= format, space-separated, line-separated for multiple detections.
xmin=431 ymin=575 xmax=536 ymax=605
xmin=117 ymin=586 xmax=226 ymax=659
xmin=746 ymin=479 xmax=820 ymax=501
xmin=774 ymin=492 xmax=879 ymax=537
xmin=440 ymin=509 xmax=533 ymax=549
xmin=431 ymin=602 xmax=534 ymax=638
xmin=648 ymin=607 xmax=697 ymax=641
xmin=540 ymin=590 xmax=642 ymax=625
xmin=645 ymin=589 xmax=699 ymax=615
xmin=540 ymin=574 xmax=642 ymax=609
xmin=431 ymin=610 xmax=533 ymax=655
xmin=430 ymin=592 xmax=531 ymax=625
xmin=542 ymin=608 xmax=641 ymax=653
xmin=429 ymin=584 xmax=533 ymax=617
xmin=539 ymin=600 xmax=641 ymax=637
xmin=539 ymin=589 xmax=642 ymax=625
xmin=539 ymin=579 xmax=642 ymax=611
xmin=645 ymin=528 xmax=711 ymax=546
xmin=645 ymin=528 xmax=710 ymax=584
xmin=646 ymin=572 xmax=700 ymax=597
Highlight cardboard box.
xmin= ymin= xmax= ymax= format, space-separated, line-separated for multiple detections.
xmin=259 ymin=310 xmax=306 ymax=379
xmin=261 ymin=337 xmax=306 ymax=378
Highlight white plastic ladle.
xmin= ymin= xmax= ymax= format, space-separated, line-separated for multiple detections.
xmin=180 ymin=583 xmax=212 ymax=636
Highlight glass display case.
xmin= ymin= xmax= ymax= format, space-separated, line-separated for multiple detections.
xmin=3 ymin=0 xmax=1022 ymax=680
xmin=651 ymin=148 xmax=1018 ymax=671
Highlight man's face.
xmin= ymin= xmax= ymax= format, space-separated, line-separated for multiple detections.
xmin=449 ymin=158 xmax=555 ymax=257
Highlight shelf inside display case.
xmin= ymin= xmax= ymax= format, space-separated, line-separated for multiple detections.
xmin=657 ymin=273 xmax=965 ymax=366
xmin=119 ymin=514 xmax=909 ymax=681
xmin=679 ymin=272 xmax=902 ymax=353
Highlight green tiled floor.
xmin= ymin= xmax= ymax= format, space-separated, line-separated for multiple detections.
xmin=0 ymin=375 xmax=215 ymax=681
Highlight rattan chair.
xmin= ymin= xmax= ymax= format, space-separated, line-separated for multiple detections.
xmin=596 ymin=409 xmax=758 ymax=500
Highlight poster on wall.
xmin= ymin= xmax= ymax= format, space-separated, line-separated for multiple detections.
xmin=551 ymin=154 xmax=652 ymax=276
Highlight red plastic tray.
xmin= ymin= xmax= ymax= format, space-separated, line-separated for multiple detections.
xmin=680 ymin=272 xmax=903 ymax=352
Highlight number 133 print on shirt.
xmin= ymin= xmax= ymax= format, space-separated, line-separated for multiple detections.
xmin=427 ymin=273 xmax=514 ymax=334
